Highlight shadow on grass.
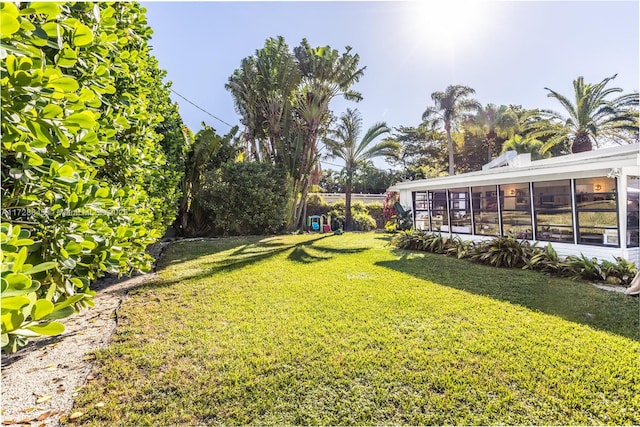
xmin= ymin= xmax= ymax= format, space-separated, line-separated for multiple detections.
xmin=377 ymin=248 xmax=640 ymax=341
xmin=148 ymin=235 xmax=368 ymax=290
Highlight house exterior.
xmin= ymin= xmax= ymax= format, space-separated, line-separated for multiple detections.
xmin=388 ymin=143 xmax=640 ymax=263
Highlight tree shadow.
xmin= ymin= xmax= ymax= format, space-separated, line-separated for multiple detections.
xmin=376 ymin=249 xmax=640 ymax=341
xmin=287 ymin=243 xmax=369 ymax=263
xmin=145 ymin=234 xmax=367 ymax=291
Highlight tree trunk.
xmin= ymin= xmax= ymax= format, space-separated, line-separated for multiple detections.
xmin=486 ymin=131 xmax=496 ymax=163
xmin=571 ymin=133 xmax=592 ymax=153
xmin=345 ymin=175 xmax=353 ymax=231
xmin=445 ymin=121 xmax=454 ymax=175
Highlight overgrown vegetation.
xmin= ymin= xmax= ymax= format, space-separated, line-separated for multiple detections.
xmin=69 ymin=233 xmax=639 ymax=425
xmin=391 ymin=230 xmax=638 ymax=285
xmin=227 ymin=37 xmax=366 ymax=230
xmin=1 ymin=2 xmax=186 ymax=351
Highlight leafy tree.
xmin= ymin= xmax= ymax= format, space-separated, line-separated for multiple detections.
xmin=352 ymin=162 xmax=403 ymax=194
xmin=531 ymin=74 xmax=638 ymax=153
xmin=456 ymin=131 xmax=488 ymax=173
xmin=226 ymin=37 xmax=366 ymax=230
xmin=319 ymin=169 xmax=344 ymax=193
xmin=422 ymin=85 xmax=481 ymax=175
xmin=324 ymin=109 xmax=398 ymax=231
xmin=386 ymin=124 xmax=448 ymax=179
xmin=177 ymin=125 xmax=239 ymax=237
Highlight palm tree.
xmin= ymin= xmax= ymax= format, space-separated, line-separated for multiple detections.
xmin=422 ymin=85 xmax=481 ymax=175
xmin=324 ymin=108 xmax=398 ymax=231
xmin=501 ymin=135 xmax=550 ymax=160
xmin=533 ymin=74 xmax=638 ymax=154
xmin=468 ymin=104 xmax=518 ymax=162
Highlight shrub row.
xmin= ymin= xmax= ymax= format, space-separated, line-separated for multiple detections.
xmin=1 ymin=3 xmax=185 ymax=352
xmin=391 ymin=230 xmax=637 ymax=285
xmin=306 ymin=195 xmax=381 ymax=231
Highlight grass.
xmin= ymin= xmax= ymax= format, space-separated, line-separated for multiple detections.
xmin=70 ymin=233 xmax=640 ymax=426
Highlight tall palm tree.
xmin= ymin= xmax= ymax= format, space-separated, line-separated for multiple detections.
xmin=422 ymin=85 xmax=481 ymax=175
xmin=533 ymin=74 xmax=638 ymax=154
xmin=324 ymin=108 xmax=398 ymax=231
xmin=468 ymin=104 xmax=518 ymax=162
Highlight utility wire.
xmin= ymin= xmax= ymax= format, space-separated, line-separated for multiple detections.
xmin=319 ymin=160 xmax=344 ymax=169
xmin=170 ymin=88 xmax=235 ymax=129
xmin=166 ymin=92 xmax=348 ymax=170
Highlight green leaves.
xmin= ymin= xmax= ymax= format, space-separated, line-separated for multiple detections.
xmin=65 ymin=111 xmax=97 ymax=128
xmin=25 ymin=321 xmax=65 ymax=336
xmin=0 ymin=2 xmax=20 ymax=37
xmin=1 ymin=2 xmax=187 ymax=352
xmin=46 ymin=76 xmax=79 ymax=92
xmin=29 ymin=2 xmax=61 ymax=17
xmin=73 ymin=23 xmax=93 ymax=47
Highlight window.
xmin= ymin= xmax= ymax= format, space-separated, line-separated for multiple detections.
xmin=533 ymin=180 xmax=573 ymax=243
xmin=448 ymin=187 xmax=471 ymax=234
xmin=500 ymin=183 xmax=532 ymax=239
xmin=472 ymin=185 xmax=499 ymax=236
xmin=628 ymin=176 xmax=639 ymax=248
xmin=413 ymin=192 xmax=429 ymax=231
xmin=575 ymin=177 xmax=618 ymax=246
xmin=430 ymin=190 xmax=448 ymax=232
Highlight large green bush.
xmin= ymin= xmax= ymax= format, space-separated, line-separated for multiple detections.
xmin=327 ymin=201 xmax=378 ymax=231
xmin=366 ymin=202 xmax=384 ymax=228
xmin=200 ymin=162 xmax=289 ymax=236
xmin=1 ymin=2 xmax=185 ymax=351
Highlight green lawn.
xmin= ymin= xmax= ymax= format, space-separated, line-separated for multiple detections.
xmin=71 ymin=233 xmax=640 ymax=426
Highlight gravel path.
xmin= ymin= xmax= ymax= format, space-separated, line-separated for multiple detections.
xmin=1 ymin=242 xmax=170 ymax=426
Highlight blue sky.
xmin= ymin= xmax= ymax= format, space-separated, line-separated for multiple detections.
xmin=143 ymin=1 xmax=639 ymax=168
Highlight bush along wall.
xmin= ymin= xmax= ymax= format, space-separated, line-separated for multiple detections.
xmin=305 ymin=196 xmax=381 ymax=231
xmin=1 ymin=2 xmax=186 ymax=352
xmin=391 ymin=230 xmax=638 ymax=286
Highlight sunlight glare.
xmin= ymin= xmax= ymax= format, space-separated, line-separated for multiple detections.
xmin=404 ymin=0 xmax=491 ymax=57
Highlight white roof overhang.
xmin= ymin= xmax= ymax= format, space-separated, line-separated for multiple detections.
xmin=389 ymin=144 xmax=640 ymax=192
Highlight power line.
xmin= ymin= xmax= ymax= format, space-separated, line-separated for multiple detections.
xmin=319 ymin=160 xmax=344 ymax=169
xmin=169 ymin=88 xmax=235 ymax=129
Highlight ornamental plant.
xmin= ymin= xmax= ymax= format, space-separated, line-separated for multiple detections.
xmin=391 ymin=230 xmax=637 ymax=285
xmin=1 ymin=2 xmax=185 ymax=351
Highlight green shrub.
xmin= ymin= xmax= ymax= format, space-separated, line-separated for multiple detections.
xmin=352 ymin=211 xmax=377 ymax=231
xmin=327 ymin=201 xmax=376 ymax=231
xmin=1 ymin=2 xmax=183 ymax=351
xmin=391 ymin=231 xmax=638 ymax=286
xmin=601 ymin=257 xmax=637 ymax=285
xmin=384 ymin=221 xmax=398 ymax=233
xmin=200 ymin=162 xmax=289 ymax=236
xmin=564 ymin=255 xmax=609 ymax=282
xmin=306 ymin=194 xmax=331 ymax=217
xmin=366 ymin=202 xmax=384 ymax=228
xmin=467 ymin=235 xmax=536 ymax=268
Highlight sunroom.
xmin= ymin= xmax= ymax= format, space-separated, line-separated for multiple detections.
xmin=388 ymin=144 xmax=640 ymax=263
